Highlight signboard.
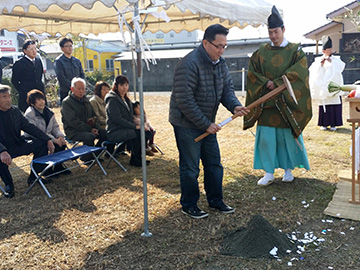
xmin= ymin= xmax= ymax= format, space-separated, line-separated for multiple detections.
xmin=145 ymin=38 xmax=165 ymax=44
xmin=0 ymin=37 xmax=16 ymax=52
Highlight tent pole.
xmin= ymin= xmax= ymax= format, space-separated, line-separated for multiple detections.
xmin=130 ymin=34 xmax=137 ymax=101
xmin=134 ymin=1 xmax=152 ymax=238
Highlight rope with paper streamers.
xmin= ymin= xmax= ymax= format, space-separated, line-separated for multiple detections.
xmin=132 ymin=14 xmax=157 ymax=70
xmin=114 ymin=4 xmax=157 ymax=71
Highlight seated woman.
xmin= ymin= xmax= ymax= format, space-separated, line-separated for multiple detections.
xmin=24 ymin=89 xmax=70 ymax=174
xmin=132 ymin=101 xmax=158 ymax=156
xmin=105 ymin=75 xmax=150 ymax=167
xmin=90 ymin=81 xmax=110 ymax=129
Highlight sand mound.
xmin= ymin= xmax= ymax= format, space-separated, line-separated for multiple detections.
xmin=221 ymin=215 xmax=297 ymax=258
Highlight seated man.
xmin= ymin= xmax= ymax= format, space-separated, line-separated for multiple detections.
xmin=61 ymin=77 xmax=107 ymax=161
xmin=0 ymin=84 xmax=55 ymax=198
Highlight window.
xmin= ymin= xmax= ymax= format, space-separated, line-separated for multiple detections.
xmin=156 ymin=33 xmax=164 ymax=38
xmin=187 ymin=32 xmax=192 ymax=37
xmin=87 ymin=60 xmax=94 ymax=72
xmin=106 ymin=59 xmax=114 ymax=72
xmin=170 ymin=32 xmax=174 ymax=38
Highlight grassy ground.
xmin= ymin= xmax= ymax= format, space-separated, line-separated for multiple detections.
xmin=1 ymin=94 xmax=359 ymax=269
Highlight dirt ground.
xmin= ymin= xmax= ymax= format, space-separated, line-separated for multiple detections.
xmin=1 ymin=94 xmax=360 ymax=269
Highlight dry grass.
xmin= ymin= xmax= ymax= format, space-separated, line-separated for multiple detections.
xmin=1 ymin=94 xmax=359 ymax=269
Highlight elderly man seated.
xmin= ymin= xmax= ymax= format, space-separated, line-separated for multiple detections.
xmin=61 ymin=77 xmax=107 ymax=161
xmin=0 ymin=84 xmax=55 ymax=198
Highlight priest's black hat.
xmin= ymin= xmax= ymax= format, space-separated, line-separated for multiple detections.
xmin=322 ymin=36 xmax=332 ymax=50
xmin=267 ymin=5 xmax=284 ymax=29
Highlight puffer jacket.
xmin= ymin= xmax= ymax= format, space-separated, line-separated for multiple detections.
xmin=54 ymin=54 xmax=85 ymax=94
xmin=105 ymin=90 xmax=136 ymax=142
xmin=24 ymin=106 xmax=64 ymax=142
xmin=61 ymin=92 xmax=99 ymax=139
xmin=169 ymin=44 xmax=241 ymax=131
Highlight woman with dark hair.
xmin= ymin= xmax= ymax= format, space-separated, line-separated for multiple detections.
xmin=105 ymin=75 xmax=149 ymax=167
xmin=24 ymin=89 xmax=70 ymax=174
xmin=90 ymin=81 xmax=110 ymax=129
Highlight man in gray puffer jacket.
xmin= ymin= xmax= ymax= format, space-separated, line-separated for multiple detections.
xmin=169 ymin=24 xmax=249 ymax=219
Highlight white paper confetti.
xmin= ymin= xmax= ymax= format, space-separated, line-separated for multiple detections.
xmin=350 ymin=227 xmax=355 ymax=230
xmin=272 ymin=196 xmax=276 ymax=201
xmin=288 ymin=262 xmax=293 ymax=266
xmin=297 ymin=246 xmax=305 ymax=252
xmin=269 ymin=246 xmax=278 ymax=256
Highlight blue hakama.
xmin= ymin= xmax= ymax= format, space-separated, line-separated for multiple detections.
xmin=254 ymin=126 xmax=310 ymax=173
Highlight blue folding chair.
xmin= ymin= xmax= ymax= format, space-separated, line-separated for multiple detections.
xmin=26 ymin=145 xmax=108 ymax=198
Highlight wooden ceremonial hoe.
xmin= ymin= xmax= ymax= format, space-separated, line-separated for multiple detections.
xmin=194 ymin=75 xmax=297 ymax=142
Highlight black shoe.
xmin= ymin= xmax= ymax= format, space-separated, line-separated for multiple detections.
xmin=4 ymin=185 xmax=15 ymax=198
xmin=130 ymin=158 xmax=150 ymax=167
xmin=54 ymin=164 xmax=71 ymax=176
xmin=209 ymin=202 xmax=235 ymax=213
xmin=181 ymin=206 xmax=209 ymax=219
xmin=27 ymin=175 xmax=52 ymax=186
xmin=61 ymin=168 xmax=72 ymax=175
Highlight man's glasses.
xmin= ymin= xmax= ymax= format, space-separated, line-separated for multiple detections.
xmin=63 ymin=45 xmax=73 ymax=48
xmin=207 ymin=40 xmax=228 ymax=50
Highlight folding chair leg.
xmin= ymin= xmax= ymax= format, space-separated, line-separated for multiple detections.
xmin=153 ymin=143 xmax=164 ymax=155
xmin=0 ymin=185 xmax=7 ymax=196
xmin=105 ymin=150 xmax=127 ymax=171
xmin=85 ymin=150 xmax=107 ymax=175
xmin=25 ymin=163 xmax=53 ymax=198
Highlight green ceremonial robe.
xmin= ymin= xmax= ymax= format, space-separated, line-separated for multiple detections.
xmin=243 ymin=42 xmax=312 ymax=138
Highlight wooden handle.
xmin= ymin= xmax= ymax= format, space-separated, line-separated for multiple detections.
xmin=194 ymin=82 xmax=287 ymax=142
xmin=194 ymin=131 xmax=210 ymax=142
xmin=246 ymin=84 xmax=286 ymax=110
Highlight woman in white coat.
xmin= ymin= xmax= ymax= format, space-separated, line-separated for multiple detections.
xmin=24 ymin=89 xmax=70 ymax=174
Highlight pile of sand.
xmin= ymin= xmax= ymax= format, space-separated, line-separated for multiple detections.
xmin=221 ymin=215 xmax=297 ymax=258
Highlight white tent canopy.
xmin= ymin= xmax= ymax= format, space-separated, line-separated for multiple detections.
xmin=0 ymin=0 xmax=274 ymax=35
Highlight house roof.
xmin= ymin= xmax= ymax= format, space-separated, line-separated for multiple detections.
xmin=326 ymin=1 xmax=359 ymax=19
xmin=304 ymin=1 xmax=359 ymax=39
xmin=86 ymin=39 xmax=126 ymax=53
xmin=304 ymin=21 xmax=339 ymax=39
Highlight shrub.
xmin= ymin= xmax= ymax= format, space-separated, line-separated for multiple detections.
xmin=85 ymin=69 xmax=114 ymax=87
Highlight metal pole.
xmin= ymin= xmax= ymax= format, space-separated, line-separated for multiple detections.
xmin=134 ymin=2 xmax=152 ymax=238
xmin=242 ymin=67 xmax=245 ymax=93
xmin=131 ymin=34 xmax=137 ymax=101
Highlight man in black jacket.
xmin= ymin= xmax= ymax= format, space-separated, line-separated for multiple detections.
xmin=0 ymin=85 xmax=54 ymax=198
xmin=11 ymin=39 xmax=45 ymax=112
xmin=169 ymin=24 xmax=248 ymax=219
xmin=55 ymin=37 xmax=85 ymax=103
